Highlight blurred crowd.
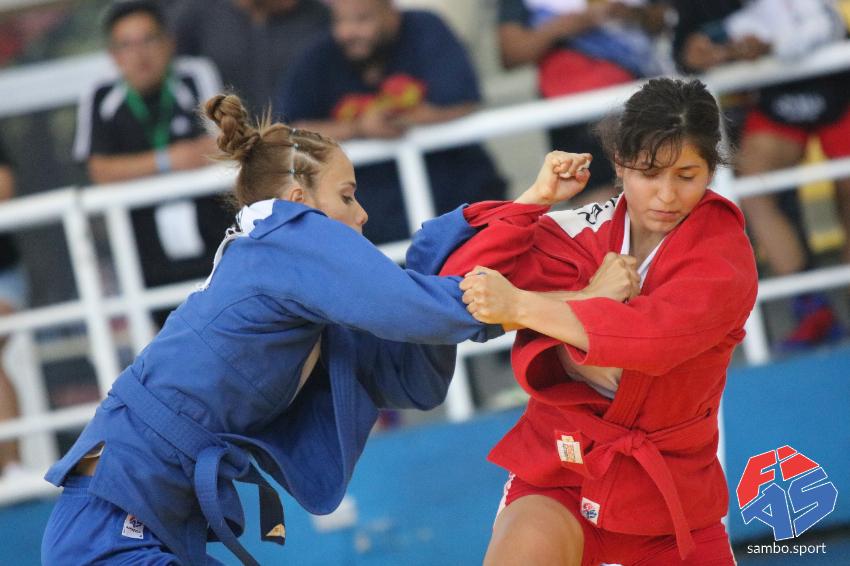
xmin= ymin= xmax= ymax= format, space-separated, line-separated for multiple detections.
xmin=1 ymin=0 xmax=850 ymax=477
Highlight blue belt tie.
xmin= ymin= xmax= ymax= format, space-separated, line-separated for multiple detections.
xmin=112 ymin=372 xmax=286 ymax=566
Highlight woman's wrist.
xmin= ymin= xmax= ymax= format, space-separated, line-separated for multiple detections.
xmin=514 ymin=184 xmax=552 ymax=205
xmin=511 ymin=289 xmax=528 ymax=329
xmin=513 ymin=289 xmax=540 ymax=329
xmin=569 ymin=288 xmax=589 ymax=302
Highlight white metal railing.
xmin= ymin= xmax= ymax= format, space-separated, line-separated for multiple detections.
xmin=0 ymin=0 xmax=64 ymax=14
xmin=0 ymin=41 xmax=849 ymax=504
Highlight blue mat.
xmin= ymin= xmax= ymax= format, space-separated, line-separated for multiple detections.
xmin=4 ymin=345 xmax=849 ymax=565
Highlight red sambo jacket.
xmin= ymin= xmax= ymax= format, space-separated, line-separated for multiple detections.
xmin=440 ymin=190 xmax=758 ymax=559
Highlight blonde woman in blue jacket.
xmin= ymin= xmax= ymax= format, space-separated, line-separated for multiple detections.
xmin=41 ymin=93 xmax=503 ymax=566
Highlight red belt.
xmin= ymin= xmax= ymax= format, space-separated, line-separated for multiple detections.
xmin=566 ymin=410 xmax=718 ymax=560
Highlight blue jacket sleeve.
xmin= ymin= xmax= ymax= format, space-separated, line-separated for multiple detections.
xmin=405 ymin=205 xmax=478 ymax=274
xmin=252 ymin=209 xmax=496 ymax=344
xmin=355 ymin=332 xmax=456 ymax=410
xmin=353 ymin=206 xmax=501 ymax=409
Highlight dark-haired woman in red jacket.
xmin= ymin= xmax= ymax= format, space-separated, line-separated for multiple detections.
xmin=441 ymin=78 xmax=758 ymax=565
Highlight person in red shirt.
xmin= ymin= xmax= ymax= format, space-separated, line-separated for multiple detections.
xmin=438 ymin=78 xmax=758 ymax=565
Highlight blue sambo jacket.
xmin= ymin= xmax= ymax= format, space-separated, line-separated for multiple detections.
xmin=45 ymin=200 xmax=491 ymax=565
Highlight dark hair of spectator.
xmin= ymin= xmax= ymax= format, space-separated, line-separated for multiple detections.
xmin=103 ymin=0 xmax=166 ymax=34
xmin=595 ymin=78 xmax=727 ymax=173
xmin=204 ymin=94 xmax=339 ymax=208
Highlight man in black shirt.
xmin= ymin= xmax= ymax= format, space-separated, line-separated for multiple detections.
xmin=74 ymin=0 xmax=231 ymax=327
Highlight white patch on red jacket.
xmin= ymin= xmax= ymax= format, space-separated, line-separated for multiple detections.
xmin=580 ymin=497 xmax=601 ymax=525
xmin=546 ymin=196 xmax=620 ymax=237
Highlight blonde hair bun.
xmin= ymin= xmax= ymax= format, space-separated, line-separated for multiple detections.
xmin=204 ymin=94 xmax=261 ymax=161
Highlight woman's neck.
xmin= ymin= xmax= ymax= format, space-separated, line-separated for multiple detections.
xmin=628 ymin=220 xmax=665 ymax=266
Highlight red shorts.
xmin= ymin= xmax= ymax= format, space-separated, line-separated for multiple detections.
xmin=742 ymin=106 xmax=850 ymax=158
xmin=498 ymin=474 xmax=735 ymax=566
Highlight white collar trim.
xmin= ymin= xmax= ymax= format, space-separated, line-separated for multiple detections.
xmin=621 ymin=212 xmax=664 ymax=288
xmin=197 ymin=199 xmax=277 ymax=291
xmin=235 ymin=198 xmax=276 ymax=235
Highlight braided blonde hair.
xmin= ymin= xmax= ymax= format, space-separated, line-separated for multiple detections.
xmin=203 ymin=94 xmax=339 ymax=207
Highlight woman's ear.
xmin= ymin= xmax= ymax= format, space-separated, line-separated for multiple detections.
xmin=614 ymin=162 xmax=625 ymax=180
xmin=282 ymin=184 xmax=306 ymax=203
xmin=611 ymin=153 xmax=624 ymax=180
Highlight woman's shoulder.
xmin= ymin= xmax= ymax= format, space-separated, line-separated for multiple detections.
xmin=693 ymin=189 xmax=747 ymax=228
xmin=241 ymin=201 xmax=387 ymax=275
xmin=543 ymin=196 xmax=621 ymax=239
xmin=678 ymin=191 xmax=757 ymax=281
xmin=535 ymin=196 xmax=623 ymax=258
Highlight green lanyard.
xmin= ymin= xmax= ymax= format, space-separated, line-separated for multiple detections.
xmin=124 ymin=76 xmax=175 ymax=150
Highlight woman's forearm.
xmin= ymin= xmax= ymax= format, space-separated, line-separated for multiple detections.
xmin=514 ymin=291 xmax=590 ymax=351
xmin=500 ymin=290 xmax=587 ymax=332
xmin=531 ymin=290 xmax=587 ymax=302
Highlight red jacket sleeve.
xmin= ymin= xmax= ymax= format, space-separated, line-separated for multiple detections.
xmin=562 ymin=204 xmax=758 ymax=375
xmin=439 ymin=200 xmax=549 ymax=278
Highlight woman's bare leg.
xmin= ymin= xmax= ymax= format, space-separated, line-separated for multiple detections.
xmin=737 ymin=133 xmax=807 ymax=275
xmin=0 ymin=302 xmax=19 ymax=470
xmin=484 ymin=495 xmax=584 ymax=566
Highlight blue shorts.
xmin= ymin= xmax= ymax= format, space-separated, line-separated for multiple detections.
xmin=41 ymin=475 xmax=179 ymax=565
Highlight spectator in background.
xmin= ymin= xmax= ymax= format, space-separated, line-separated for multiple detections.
xmin=672 ymin=0 xmax=849 ymax=350
xmin=278 ymin=0 xmax=506 ymax=245
xmin=73 ymin=0 xmax=231 ymax=327
xmin=497 ymin=0 xmax=670 ymax=204
xmin=170 ymin=0 xmax=330 ymax=116
xmin=0 ymin=142 xmax=28 ymax=479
